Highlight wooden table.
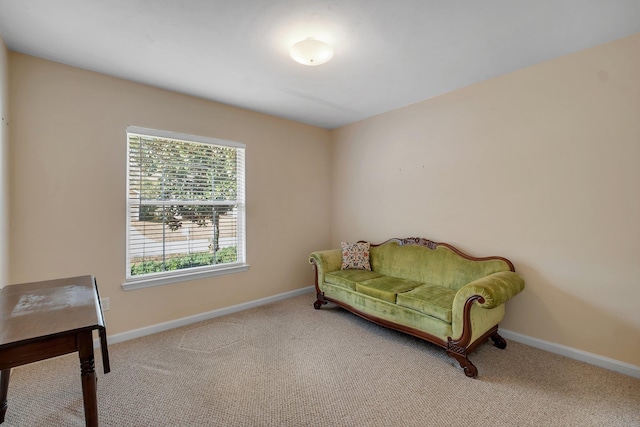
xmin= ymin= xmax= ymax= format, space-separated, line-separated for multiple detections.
xmin=0 ymin=275 xmax=110 ymax=426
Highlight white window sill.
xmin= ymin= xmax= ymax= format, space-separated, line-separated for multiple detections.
xmin=122 ymin=263 xmax=250 ymax=291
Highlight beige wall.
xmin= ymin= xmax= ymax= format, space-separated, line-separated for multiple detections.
xmin=331 ymin=34 xmax=640 ymax=366
xmin=9 ymin=53 xmax=332 ymax=334
xmin=0 ymin=37 xmax=8 ymax=288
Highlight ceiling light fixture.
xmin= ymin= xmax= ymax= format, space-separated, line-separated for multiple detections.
xmin=289 ymin=38 xmax=334 ymax=66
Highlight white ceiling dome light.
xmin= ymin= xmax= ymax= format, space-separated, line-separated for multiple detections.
xmin=289 ymin=38 xmax=334 ymax=66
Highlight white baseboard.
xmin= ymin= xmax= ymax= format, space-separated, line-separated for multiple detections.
xmin=95 ymin=286 xmax=315 ymax=347
xmin=93 ymin=289 xmax=639 ymax=380
xmin=500 ymin=329 xmax=640 ymax=379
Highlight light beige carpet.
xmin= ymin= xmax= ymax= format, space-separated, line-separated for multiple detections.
xmin=3 ymin=294 xmax=639 ymax=426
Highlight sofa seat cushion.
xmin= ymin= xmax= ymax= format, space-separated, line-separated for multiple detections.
xmin=325 ymin=270 xmax=383 ymax=291
xmin=355 ymin=276 xmax=422 ymax=303
xmin=396 ymin=284 xmax=456 ymax=323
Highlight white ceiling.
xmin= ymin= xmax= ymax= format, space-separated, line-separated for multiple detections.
xmin=1 ymin=1 xmax=639 ymax=129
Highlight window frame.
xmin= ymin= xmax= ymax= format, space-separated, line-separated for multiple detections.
xmin=123 ymin=126 xmax=248 ymax=291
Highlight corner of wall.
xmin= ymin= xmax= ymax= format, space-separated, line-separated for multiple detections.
xmin=327 ymin=127 xmax=338 ymax=246
xmin=0 ymin=37 xmax=8 ymax=288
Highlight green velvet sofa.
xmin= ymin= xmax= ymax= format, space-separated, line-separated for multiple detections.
xmin=309 ymin=237 xmax=525 ymax=378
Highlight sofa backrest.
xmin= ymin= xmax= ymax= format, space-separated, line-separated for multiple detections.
xmin=369 ymin=240 xmax=512 ymax=291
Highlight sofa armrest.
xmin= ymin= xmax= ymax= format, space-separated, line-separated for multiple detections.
xmin=309 ymin=249 xmax=342 ymax=287
xmin=453 ymin=271 xmax=525 ymax=310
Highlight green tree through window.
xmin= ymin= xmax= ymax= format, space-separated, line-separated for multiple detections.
xmin=126 ymin=127 xmax=246 ymax=283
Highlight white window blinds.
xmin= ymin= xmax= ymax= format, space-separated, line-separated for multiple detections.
xmin=126 ymin=126 xmax=246 ymax=287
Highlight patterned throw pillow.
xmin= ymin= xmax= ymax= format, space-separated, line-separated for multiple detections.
xmin=341 ymin=241 xmax=371 ymax=270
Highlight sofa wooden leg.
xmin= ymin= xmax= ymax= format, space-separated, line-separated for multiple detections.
xmin=446 ymin=347 xmax=478 ymax=378
xmin=313 ymin=294 xmax=327 ymax=310
xmin=490 ymin=331 xmax=507 ymax=349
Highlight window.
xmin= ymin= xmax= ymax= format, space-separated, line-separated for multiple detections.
xmin=124 ymin=126 xmax=247 ymax=290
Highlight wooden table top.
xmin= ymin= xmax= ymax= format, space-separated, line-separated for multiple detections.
xmin=0 ymin=275 xmax=105 ymax=347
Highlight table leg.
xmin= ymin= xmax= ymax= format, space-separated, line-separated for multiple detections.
xmin=78 ymin=332 xmax=98 ymax=427
xmin=0 ymin=369 xmax=10 ymax=423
